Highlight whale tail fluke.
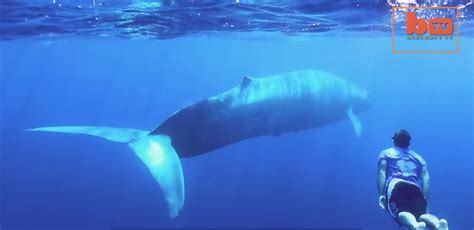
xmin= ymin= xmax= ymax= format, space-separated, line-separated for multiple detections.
xmin=129 ymin=135 xmax=184 ymax=218
xmin=26 ymin=126 xmax=148 ymax=143
xmin=27 ymin=126 xmax=185 ymax=218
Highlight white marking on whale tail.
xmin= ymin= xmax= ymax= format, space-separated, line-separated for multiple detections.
xmin=346 ymin=107 xmax=362 ymax=137
xmin=26 ymin=126 xmax=185 ymax=218
xmin=129 ymin=135 xmax=184 ymax=218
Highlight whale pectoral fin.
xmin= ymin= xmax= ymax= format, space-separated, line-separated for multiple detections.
xmin=346 ymin=106 xmax=362 ymax=137
xmin=129 ymin=135 xmax=185 ymax=218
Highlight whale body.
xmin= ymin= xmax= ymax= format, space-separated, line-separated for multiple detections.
xmin=28 ymin=70 xmax=371 ymax=218
xmin=152 ymin=70 xmax=370 ymax=157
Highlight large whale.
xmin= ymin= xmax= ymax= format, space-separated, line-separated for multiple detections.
xmin=28 ymin=70 xmax=371 ymax=218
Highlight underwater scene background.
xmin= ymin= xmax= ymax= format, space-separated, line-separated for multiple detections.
xmin=1 ymin=1 xmax=473 ymax=230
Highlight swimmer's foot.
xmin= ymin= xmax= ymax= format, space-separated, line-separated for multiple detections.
xmin=411 ymin=222 xmax=426 ymax=230
xmin=438 ymin=219 xmax=448 ymax=230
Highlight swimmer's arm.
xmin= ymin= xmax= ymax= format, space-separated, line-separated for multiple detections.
xmin=377 ymin=159 xmax=387 ymax=196
xmin=421 ymin=166 xmax=430 ymax=200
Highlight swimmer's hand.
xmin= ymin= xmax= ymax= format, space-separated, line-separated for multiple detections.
xmin=378 ymin=195 xmax=386 ymax=210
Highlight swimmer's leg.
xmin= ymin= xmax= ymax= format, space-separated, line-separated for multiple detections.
xmin=398 ymin=212 xmax=426 ymax=230
xmin=419 ymin=214 xmax=449 ymax=230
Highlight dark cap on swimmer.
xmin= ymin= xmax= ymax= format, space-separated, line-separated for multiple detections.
xmin=392 ymin=129 xmax=411 ymax=148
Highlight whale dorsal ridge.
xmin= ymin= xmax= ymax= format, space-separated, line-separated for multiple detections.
xmin=241 ymin=75 xmax=254 ymax=88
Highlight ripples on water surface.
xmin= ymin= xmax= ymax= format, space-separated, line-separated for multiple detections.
xmin=1 ymin=0 xmax=473 ymax=40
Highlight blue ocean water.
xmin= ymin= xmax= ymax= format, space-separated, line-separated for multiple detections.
xmin=1 ymin=1 xmax=473 ymax=230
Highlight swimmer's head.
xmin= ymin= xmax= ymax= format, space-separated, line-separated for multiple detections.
xmin=392 ymin=129 xmax=411 ymax=148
